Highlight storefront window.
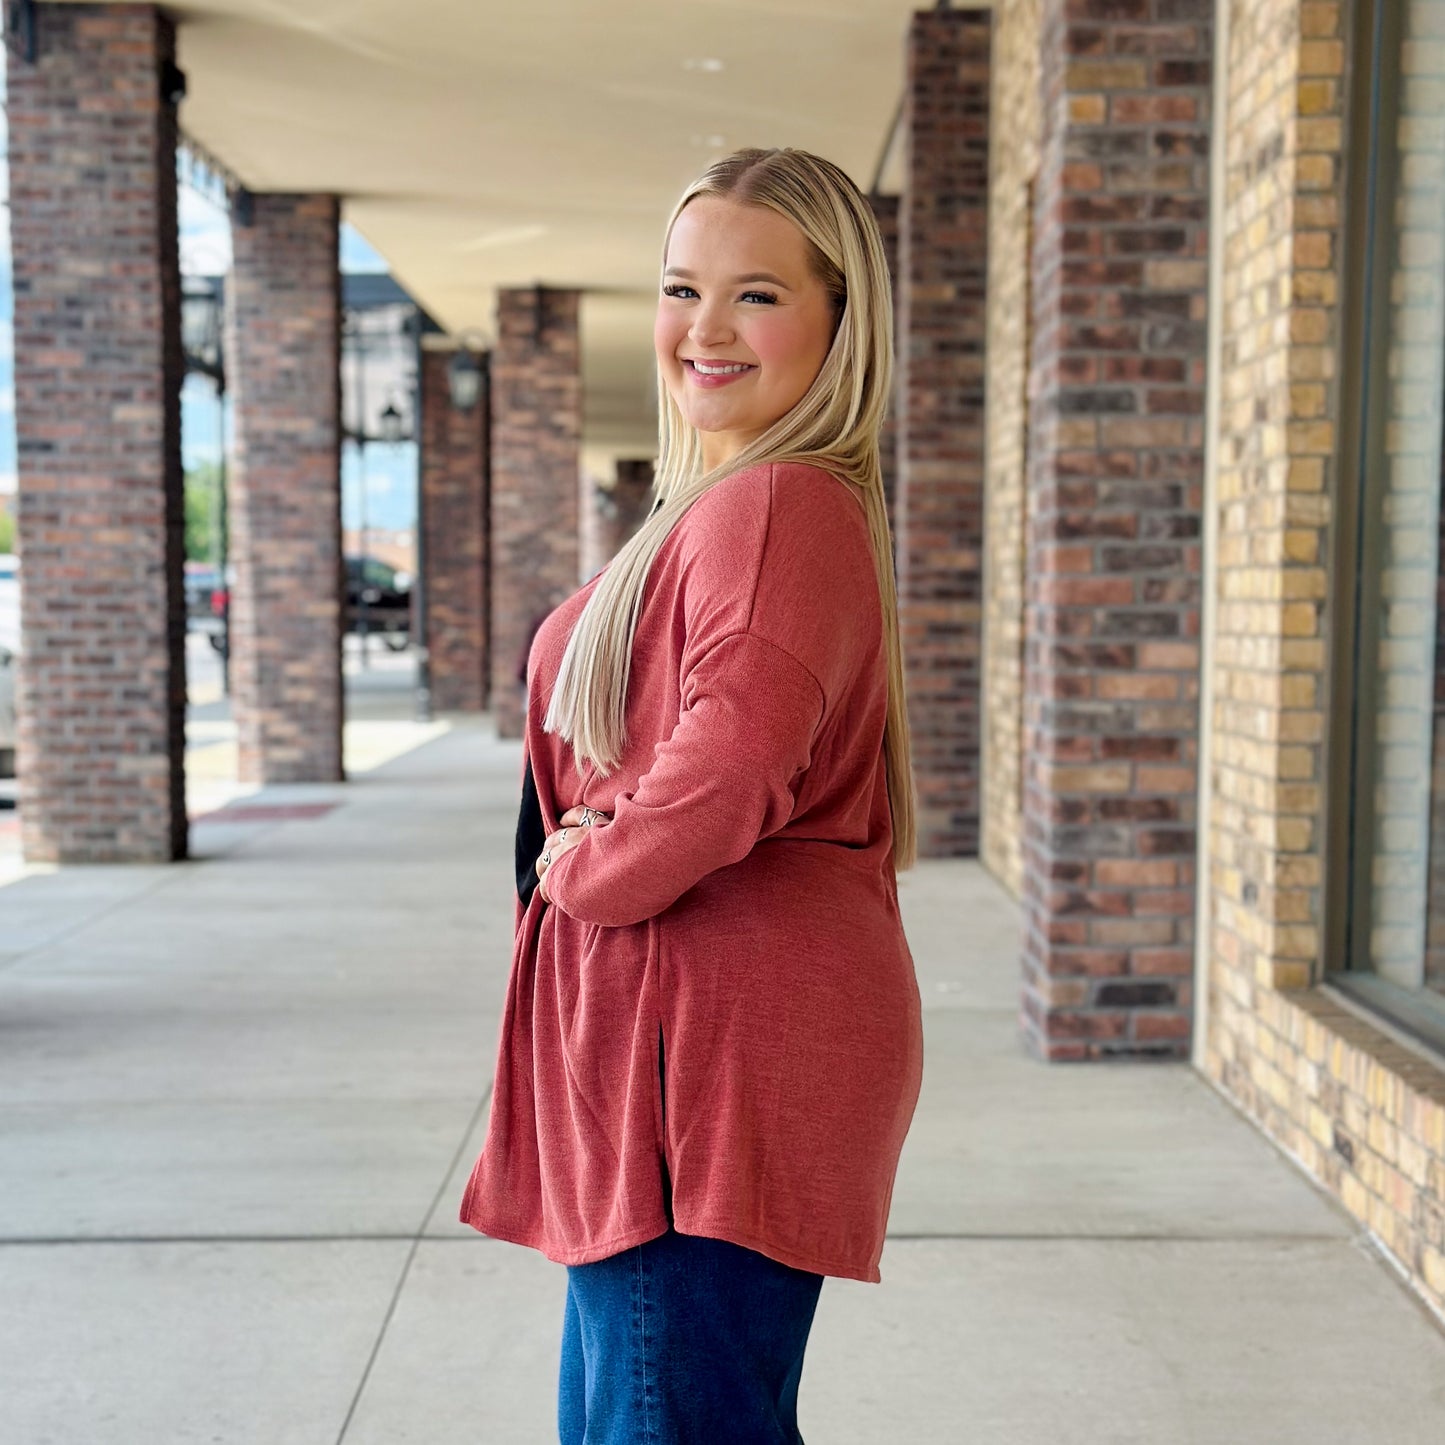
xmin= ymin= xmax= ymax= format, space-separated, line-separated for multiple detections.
xmin=1337 ymin=0 xmax=1445 ymax=1050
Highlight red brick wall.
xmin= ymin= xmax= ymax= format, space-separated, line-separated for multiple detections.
xmin=420 ymin=348 xmax=489 ymax=713
xmin=1020 ymin=0 xmax=1211 ymax=1059
xmin=490 ymin=286 xmax=582 ymax=739
xmin=8 ymin=3 xmax=188 ymax=862
xmin=897 ymin=8 xmax=991 ymax=857
xmin=867 ymin=192 xmax=900 ymax=534
xmin=225 ymin=193 xmax=344 ymax=783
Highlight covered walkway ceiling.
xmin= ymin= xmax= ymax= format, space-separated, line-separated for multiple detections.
xmin=147 ymin=0 xmax=932 ymax=464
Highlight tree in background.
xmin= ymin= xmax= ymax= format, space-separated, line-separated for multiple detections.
xmin=0 ymin=506 xmax=13 ymax=555
xmin=184 ymin=461 xmax=222 ymax=562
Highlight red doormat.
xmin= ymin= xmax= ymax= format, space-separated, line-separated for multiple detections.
xmin=191 ymin=802 xmax=341 ymax=825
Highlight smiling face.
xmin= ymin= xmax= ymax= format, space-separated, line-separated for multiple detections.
xmin=655 ymin=194 xmax=839 ymax=472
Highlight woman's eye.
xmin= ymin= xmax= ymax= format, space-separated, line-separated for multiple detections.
xmin=661 ymin=284 xmax=777 ymax=305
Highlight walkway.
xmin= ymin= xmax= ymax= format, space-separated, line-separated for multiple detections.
xmin=0 ymin=649 xmax=1442 ymax=1442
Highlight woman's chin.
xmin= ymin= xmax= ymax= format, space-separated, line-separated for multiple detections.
xmin=683 ymin=408 xmax=743 ymax=437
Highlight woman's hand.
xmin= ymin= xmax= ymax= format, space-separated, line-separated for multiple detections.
xmin=536 ymin=805 xmax=612 ymax=903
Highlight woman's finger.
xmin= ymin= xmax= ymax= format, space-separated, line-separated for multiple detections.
xmin=559 ymin=805 xmax=611 ymax=828
xmin=539 ymin=808 xmax=613 ymax=888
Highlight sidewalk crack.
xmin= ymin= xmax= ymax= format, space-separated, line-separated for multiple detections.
xmin=333 ymin=1088 xmax=492 ymax=1445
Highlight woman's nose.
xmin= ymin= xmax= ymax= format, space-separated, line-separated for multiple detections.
xmin=689 ymin=301 xmax=735 ymax=347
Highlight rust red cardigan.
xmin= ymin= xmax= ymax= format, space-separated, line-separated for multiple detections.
xmin=458 ymin=459 xmax=924 ymax=1283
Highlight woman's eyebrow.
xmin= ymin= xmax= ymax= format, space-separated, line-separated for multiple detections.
xmin=663 ymin=267 xmax=794 ymax=290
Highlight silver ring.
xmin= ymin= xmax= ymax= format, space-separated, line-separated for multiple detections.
xmin=540 ymin=849 xmax=551 ymax=867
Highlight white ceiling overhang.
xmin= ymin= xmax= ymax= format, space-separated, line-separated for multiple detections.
xmin=85 ymin=2 xmax=937 ymax=465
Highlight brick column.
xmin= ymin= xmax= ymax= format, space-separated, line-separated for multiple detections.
xmin=866 ymin=193 xmax=901 ymax=532
xmin=225 ymin=194 xmax=343 ymax=783
xmin=1020 ymin=0 xmax=1212 ymax=1059
xmin=613 ymin=459 xmax=656 ymax=538
xmin=981 ymin=0 xmax=1045 ymax=903
xmin=420 ymin=347 xmax=489 ymax=713
xmin=582 ymin=458 xmax=654 ymax=581
xmin=490 ymin=286 xmax=582 ymax=739
xmin=897 ymin=8 xmax=991 ymax=857
xmin=8 ymin=4 xmax=187 ymax=863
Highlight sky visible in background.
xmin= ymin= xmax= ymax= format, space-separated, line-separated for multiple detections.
xmin=0 ymin=60 xmax=418 ymax=540
xmin=180 ymin=177 xmax=419 ymax=539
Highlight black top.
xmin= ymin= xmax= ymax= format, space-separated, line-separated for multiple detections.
xmin=515 ymin=749 xmax=547 ymax=908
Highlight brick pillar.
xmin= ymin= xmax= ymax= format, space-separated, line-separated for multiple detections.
xmin=8 ymin=4 xmax=187 ymax=863
xmin=225 ymin=193 xmax=343 ymax=783
xmin=420 ymin=347 xmax=489 ymax=713
xmin=613 ymin=459 xmax=656 ymax=538
xmin=582 ymin=458 xmax=654 ymax=581
xmin=897 ymin=8 xmax=991 ymax=857
xmin=981 ymin=0 xmax=1044 ymax=903
xmin=867 ymin=193 xmax=901 ymax=532
xmin=490 ymin=286 xmax=582 ymax=739
xmin=1020 ymin=0 xmax=1212 ymax=1059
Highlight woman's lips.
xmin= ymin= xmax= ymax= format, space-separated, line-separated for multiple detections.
xmin=684 ymin=358 xmax=756 ymax=388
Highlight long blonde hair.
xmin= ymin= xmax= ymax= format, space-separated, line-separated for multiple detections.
xmin=543 ymin=146 xmax=917 ymax=870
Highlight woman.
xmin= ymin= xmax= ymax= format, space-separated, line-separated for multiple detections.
xmin=458 ymin=145 xmax=925 ymax=1443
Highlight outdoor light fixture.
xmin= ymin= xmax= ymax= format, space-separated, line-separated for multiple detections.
xmin=379 ymin=399 xmax=405 ymax=446
xmin=447 ymin=350 xmax=481 ymax=411
xmin=180 ymin=275 xmax=224 ymax=382
xmin=160 ymin=58 xmax=187 ymax=107
xmin=5 ymin=0 xmax=36 ymax=64
xmin=447 ymin=330 xmax=490 ymax=412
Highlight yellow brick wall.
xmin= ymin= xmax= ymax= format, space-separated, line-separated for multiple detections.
xmin=980 ymin=0 xmax=1040 ymax=899
xmin=1204 ymin=0 xmax=1445 ymax=1317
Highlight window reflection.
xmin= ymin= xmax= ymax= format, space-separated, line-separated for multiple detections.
xmin=1346 ymin=0 xmax=1445 ymax=1033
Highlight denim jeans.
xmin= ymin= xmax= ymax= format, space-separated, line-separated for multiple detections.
xmin=557 ymin=1224 xmax=825 ymax=1443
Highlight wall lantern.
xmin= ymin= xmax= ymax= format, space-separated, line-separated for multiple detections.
xmin=447 ymin=330 xmax=490 ymax=412
xmin=379 ymin=399 xmax=405 ymax=446
xmin=181 ymin=274 xmax=224 ymax=382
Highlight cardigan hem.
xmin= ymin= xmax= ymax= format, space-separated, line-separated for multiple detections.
xmin=458 ymin=1202 xmax=882 ymax=1284
xmin=458 ymin=1211 xmax=673 ymax=1266
xmin=671 ymin=1211 xmax=883 ymax=1285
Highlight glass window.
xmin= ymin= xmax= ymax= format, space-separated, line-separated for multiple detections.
xmin=1335 ymin=0 xmax=1445 ymax=1053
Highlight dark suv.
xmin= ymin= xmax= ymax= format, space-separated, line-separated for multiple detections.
xmin=207 ymin=555 xmax=412 ymax=654
xmin=345 ymin=555 xmax=412 ymax=649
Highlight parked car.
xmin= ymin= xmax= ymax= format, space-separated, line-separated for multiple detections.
xmin=0 ymin=554 xmax=17 ymax=778
xmin=0 ymin=643 xmax=15 ymax=780
xmin=206 ymin=555 xmax=412 ymax=654
xmin=345 ymin=554 xmax=412 ymax=651
xmin=184 ymin=561 xmax=224 ymax=622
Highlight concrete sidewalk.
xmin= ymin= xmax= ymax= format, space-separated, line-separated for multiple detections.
xmin=1 ymin=678 xmax=1443 ymax=1441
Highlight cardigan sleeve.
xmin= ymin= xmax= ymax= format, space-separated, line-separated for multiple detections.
xmin=539 ymin=628 xmax=826 ymax=928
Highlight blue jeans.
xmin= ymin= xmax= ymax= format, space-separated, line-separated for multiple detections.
xmin=558 ymin=1225 xmax=825 ymax=1443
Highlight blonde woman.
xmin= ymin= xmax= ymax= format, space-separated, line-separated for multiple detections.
xmin=459 ymin=146 xmax=925 ymax=1443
